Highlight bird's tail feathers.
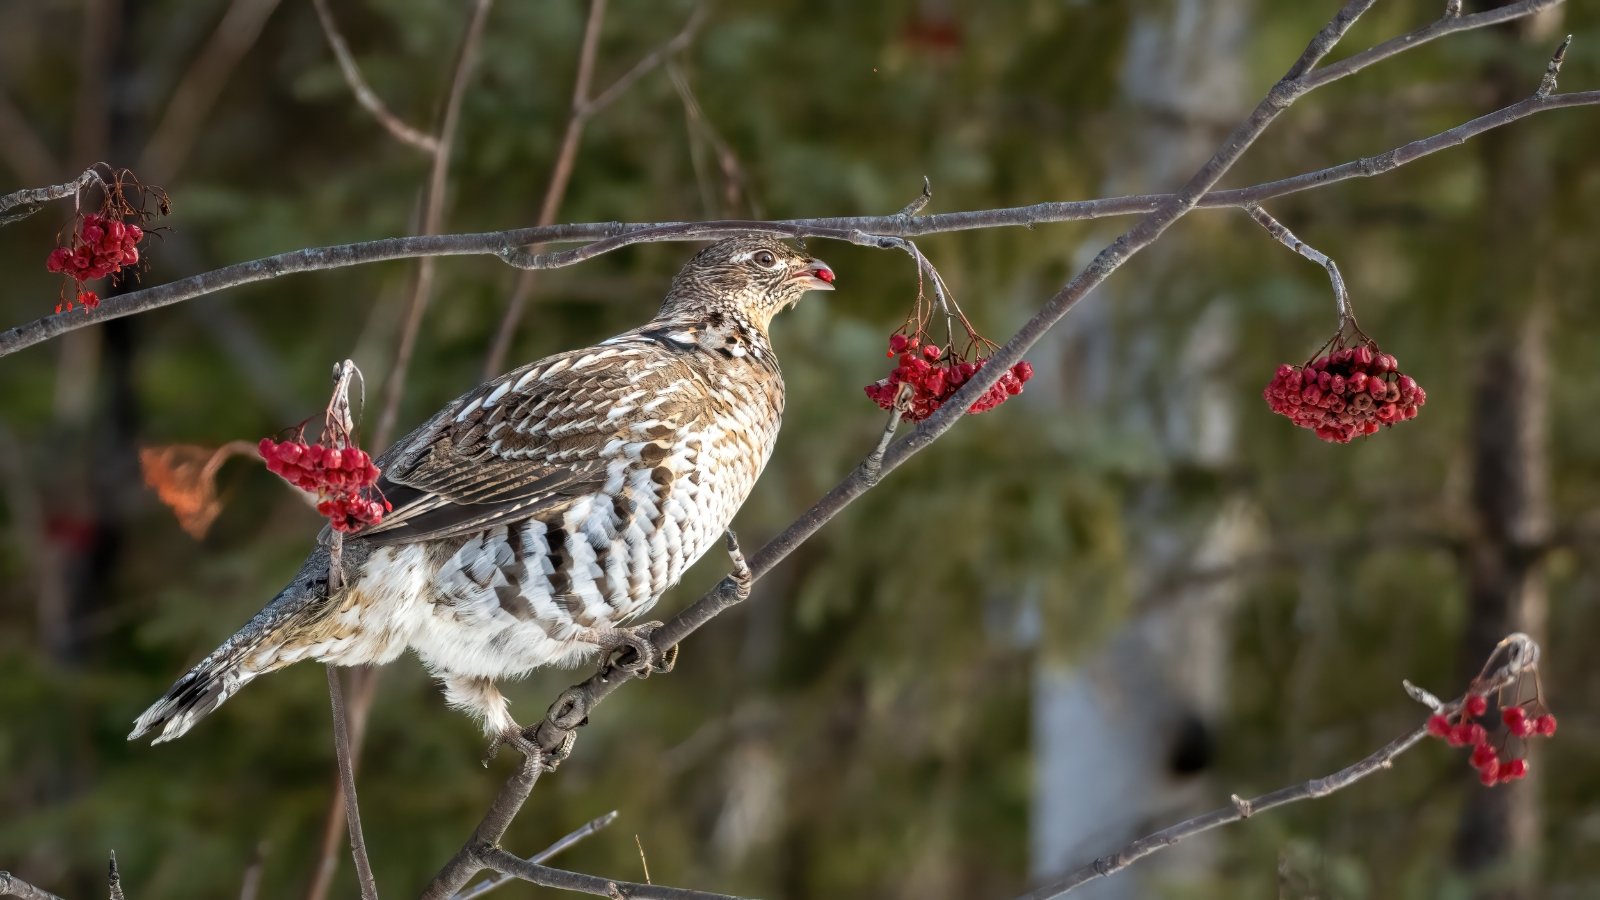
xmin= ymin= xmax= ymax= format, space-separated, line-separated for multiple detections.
xmin=129 ymin=570 xmax=327 ymax=744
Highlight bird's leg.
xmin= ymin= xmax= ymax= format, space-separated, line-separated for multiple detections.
xmin=438 ymin=673 xmax=553 ymax=766
xmin=576 ymin=622 xmax=677 ymax=679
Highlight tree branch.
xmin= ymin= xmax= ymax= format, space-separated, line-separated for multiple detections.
xmin=476 ymin=847 xmax=745 ymax=900
xmin=1246 ymin=205 xmax=1350 ymax=324
xmin=327 ymin=667 xmax=379 ymax=900
xmin=452 ymin=810 xmax=619 ymax=900
xmin=1020 ymin=634 xmax=1545 ymax=898
xmin=372 ymin=0 xmax=495 ymax=448
xmin=5 ymin=83 xmax=1592 ymax=360
xmin=483 ymin=1 xmax=707 ymax=377
xmin=0 ymin=167 xmax=104 ymax=225
xmin=0 ymin=873 xmax=64 ymax=900
xmin=309 ymin=0 xmax=440 ymax=154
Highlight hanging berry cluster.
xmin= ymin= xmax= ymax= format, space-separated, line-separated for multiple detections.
xmin=1263 ymin=325 xmax=1426 ymax=443
xmin=864 ymin=334 xmax=1034 ymax=422
xmin=1426 ymin=692 xmax=1556 ymax=787
xmin=44 ymin=167 xmax=167 ymax=313
xmin=257 ymin=364 xmax=390 ymax=533
xmin=862 ymin=262 xmax=1033 ymax=422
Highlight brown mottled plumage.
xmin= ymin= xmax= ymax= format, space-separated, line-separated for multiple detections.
xmin=130 ymin=237 xmax=834 ymax=748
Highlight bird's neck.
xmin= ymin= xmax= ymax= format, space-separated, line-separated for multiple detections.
xmin=641 ymin=307 xmax=777 ymax=365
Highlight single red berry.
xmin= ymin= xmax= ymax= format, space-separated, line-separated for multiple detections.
xmin=1426 ymin=714 xmax=1451 ymax=738
xmin=1447 ymin=723 xmax=1474 ymax=747
xmin=1501 ymin=706 xmax=1525 ymax=729
xmin=1470 ymin=743 xmax=1498 ymax=771
xmin=1533 ymin=714 xmax=1557 ymax=737
xmin=1479 ymin=767 xmax=1499 ymax=787
xmin=78 ymin=290 xmax=99 ymax=309
xmin=1498 ymin=758 xmax=1528 ymax=781
xmin=1465 ymin=694 xmax=1488 ymax=718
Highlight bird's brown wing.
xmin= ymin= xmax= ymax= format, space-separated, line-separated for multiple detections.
xmin=355 ymin=339 xmax=701 ymax=544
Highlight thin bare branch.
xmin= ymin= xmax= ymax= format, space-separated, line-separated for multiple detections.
xmin=0 ymin=167 xmax=105 ymax=223
xmin=7 ymin=82 xmax=1592 ymax=360
xmin=138 ymin=0 xmax=284 ymax=183
xmin=0 ymin=872 xmax=65 ymax=900
xmin=420 ymin=750 xmax=551 ymax=900
xmin=481 ymin=0 xmax=609 ymax=375
xmin=107 ymin=852 xmax=124 ymax=900
xmin=1537 ymin=34 xmax=1572 ymax=99
xmin=453 ymin=810 xmax=621 ymax=900
xmin=327 ymin=667 xmax=379 ymax=900
xmin=309 ymin=0 xmax=440 ymax=154
xmin=477 ymin=847 xmax=744 ymax=900
xmin=1246 ymin=205 xmax=1350 ymax=324
xmin=1020 ymin=635 xmax=1544 ymax=898
xmin=583 ymin=3 xmax=709 ymax=117
xmin=373 ymin=0 xmax=495 ymax=448
xmin=483 ymin=1 xmax=707 ymax=376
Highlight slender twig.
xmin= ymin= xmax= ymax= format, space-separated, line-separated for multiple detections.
xmin=1246 ymin=205 xmax=1350 ymax=324
xmin=1021 ymin=634 xmax=1544 ymax=898
xmin=584 ymin=4 xmax=708 ymax=117
xmin=5 ymin=84 xmax=1594 ymax=360
xmin=327 ymin=667 xmax=379 ymax=900
xmin=0 ymin=872 xmax=65 ymax=900
xmin=373 ymin=0 xmax=494 ymax=447
xmin=0 ymin=166 xmax=106 ymax=222
xmin=309 ymin=0 xmax=440 ymax=154
xmin=483 ymin=1 xmax=707 ymax=376
xmin=1537 ymin=34 xmax=1572 ymax=99
xmin=478 ymin=847 xmax=743 ymax=900
xmin=482 ymin=0 xmax=610 ymax=376
xmin=107 ymin=852 xmax=124 ymax=900
xmin=138 ymin=0 xmax=284 ymax=183
xmin=453 ymin=810 xmax=621 ymax=900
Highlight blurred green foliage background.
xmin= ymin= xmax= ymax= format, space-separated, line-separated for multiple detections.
xmin=2 ymin=1 xmax=1599 ymax=898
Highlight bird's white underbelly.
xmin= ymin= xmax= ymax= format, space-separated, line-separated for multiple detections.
xmin=400 ymin=416 xmax=774 ymax=681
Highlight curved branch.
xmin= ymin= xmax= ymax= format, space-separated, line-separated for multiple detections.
xmin=1021 ymin=634 xmax=1544 ymax=898
xmin=4 ymin=85 xmax=1594 ymax=360
xmin=309 ymin=0 xmax=439 ymax=154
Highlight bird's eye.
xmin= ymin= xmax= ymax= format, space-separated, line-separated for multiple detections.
xmin=753 ymin=250 xmax=778 ymax=269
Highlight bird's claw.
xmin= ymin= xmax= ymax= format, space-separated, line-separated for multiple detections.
xmin=482 ymin=724 xmax=566 ymax=771
xmin=593 ymin=621 xmax=677 ymax=679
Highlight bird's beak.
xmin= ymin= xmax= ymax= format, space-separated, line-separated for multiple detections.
xmin=793 ymin=258 xmax=836 ymax=292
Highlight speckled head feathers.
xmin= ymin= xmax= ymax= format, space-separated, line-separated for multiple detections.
xmin=660 ymin=236 xmax=834 ymax=329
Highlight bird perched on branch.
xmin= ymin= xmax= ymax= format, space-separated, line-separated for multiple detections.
xmin=130 ymin=237 xmax=835 ymax=754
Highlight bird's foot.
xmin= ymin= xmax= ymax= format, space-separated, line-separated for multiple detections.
xmin=481 ymin=723 xmax=570 ymax=771
xmin=582 ymin=622 xmax=678 ymax=679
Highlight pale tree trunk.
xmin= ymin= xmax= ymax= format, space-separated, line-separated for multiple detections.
xmin=1028 ymin=1 xmax=1255 ymax=896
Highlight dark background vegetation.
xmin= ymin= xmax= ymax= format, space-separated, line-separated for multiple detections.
xmin=2 ymin=1 xmax=1598 ymax=898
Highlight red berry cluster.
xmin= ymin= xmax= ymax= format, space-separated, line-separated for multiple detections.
xmin=258 ymin=437 xmax=391 ymax=533
xmin=46 ymin=214 xmax=146 ymax=313
xmin=864 ymin=334 xmax=1035 ymax=422
xmin=1263 ymin=343 xmax=1426 ymax=443
xmin=1425 ymin=694 xmax=1556 ymax=787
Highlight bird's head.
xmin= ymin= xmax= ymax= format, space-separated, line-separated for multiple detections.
xmin=661 ymin=236 xmax=834 ymax=330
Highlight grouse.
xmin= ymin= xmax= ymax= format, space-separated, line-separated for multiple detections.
xmin=130 ymin=236 xmax=834 ymax=750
